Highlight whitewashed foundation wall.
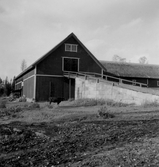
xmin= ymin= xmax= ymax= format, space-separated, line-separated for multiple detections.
xmin=75 ymin=77 xmax=159 ymax=105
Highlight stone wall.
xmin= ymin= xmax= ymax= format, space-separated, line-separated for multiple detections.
xmin=75 ymin=77 xmax=159 ymax=105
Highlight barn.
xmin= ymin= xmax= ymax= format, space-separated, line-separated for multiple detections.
xmin=15 ymin=33 xmax=159 ymax=102
xmin=15 ymin=33 xmax=106 ymax=102
xmin=100 ymin=61 xmax=159 ymax=88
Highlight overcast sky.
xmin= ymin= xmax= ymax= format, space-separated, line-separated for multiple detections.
xmin=0 ymin=0 xmax=159 ymax=80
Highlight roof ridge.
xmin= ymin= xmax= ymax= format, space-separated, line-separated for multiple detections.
xmin=16 ymin=33 xmax=106 ymax=79
xmin=100 ymin=60 xmax=159 ymax=67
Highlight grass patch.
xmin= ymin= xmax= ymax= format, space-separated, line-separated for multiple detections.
xmin=45 ymin=103 xmax=54 ymax=109
xmin=141 ymin=99 xmax=159 ymax=108
xmin=0 ymin=100 xmax=7 ymax=108
xmin=105 ymin=99 xmax=131 ymax=107
xmin=98 ymin=106 xmax=115 ymax=119
xmin=71 ymin=98 xmax=101 ymax=106
xmin=28 ymin=102 xmax=40 ymax=109
xmin=70 ymin=98 xmax=130 ymax=107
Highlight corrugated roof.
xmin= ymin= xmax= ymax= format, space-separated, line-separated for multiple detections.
xmin=100 ymin=61 xmax=159 ymax=78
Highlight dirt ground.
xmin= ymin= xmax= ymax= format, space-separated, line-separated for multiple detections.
xmin=1 ymin=100 xmax=159 ymax=166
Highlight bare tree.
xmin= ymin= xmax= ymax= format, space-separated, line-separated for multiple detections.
xmin=112 ymin=55 xmax=126 ymax=62
xmin=139 ymin=56 xmax=148 ymax=64
xmin=21 ymin=59 xmax=27 ymax=71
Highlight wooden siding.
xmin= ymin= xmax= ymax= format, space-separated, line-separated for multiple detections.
xmin=148 ymin=79 xmax=159 ymax=87
xmin=36 ymin=76 xmax=75 ymax=101
xmin=120 ymin=77 xmax=159 ymax=87
xmin=113 ymin=77 xmax=159 ymax=88
xmin=23 ymin=76 xmax=34 ymax=99
xmin=63 ymin=78 xmax=75 ymax=99
xmin=23 ymin=69 xmax=35 ymax=80
xmin=120 ymin=77 xmax=147 ymax=85
xmin=36 ymin=76 xmax=63 ymax=101
xmin=15 ymin=77 xmax=23 ymax=84
xmin=37 ymin=36 xmax=102 ymax=76
xmin=15 ymin=82 xmax=22 ymax=90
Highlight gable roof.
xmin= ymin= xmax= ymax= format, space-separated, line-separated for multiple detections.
xmin=100 ymin=60 xmax=159 ymax=79
xmin=16 ymin=33 xmax=106 ymax=79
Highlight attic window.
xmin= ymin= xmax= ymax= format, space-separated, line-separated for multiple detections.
xmin=65 ymin=44 xmax=78 ymax=52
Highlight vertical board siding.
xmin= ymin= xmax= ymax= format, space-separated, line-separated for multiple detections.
xmin=37 ymin=36 xmax=102 ymax=76
xmin=63 ymin=78 xmax=75 ymax=99
xmin=15 ymin=82 xmax=22 ymax=90
xmin=23 ymin=69 xmax=35 ymax=80
xmin=36 ymin=76 xmax=64 ymax=101
xmin=15 ymin=77 xmax=23 ymax=84
xmin=36 ymin=76 xmax=75 ymax=101
xmin=23 ymin=76 xmax=34 ymax=99
xmin=148 ymin=79 xmax=159 ymax=87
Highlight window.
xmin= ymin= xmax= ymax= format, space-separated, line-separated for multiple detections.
xmin=65 ymin=44 xmax=78 ymax=52
xmin=63 ymin=57 xmax=79 ymax=72
xmin=157 ymin=81 xmax=159 ymax=86
xmin=132 ymin=79 xmax=136 ymax=86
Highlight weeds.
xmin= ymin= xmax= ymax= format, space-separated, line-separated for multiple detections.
xmin=0 ymin=100 xmax=7 ymax=108
xmin=98 ymin=106 xmax=115 ymax=119
xmin=71 ymin=98 xmax=129 ymax=107
xmin=45 ymin=103 xmax=54 ymax=109
xmin=71 ymin=98 xmax=106 ymax=107
xmin=19 ymin=96 xmax=27 ymax=102
xmin=105 ymin=99 xmax=131 ymax=107
xmin=28 ymin=103 xmax=40 ymax=109
xmin=0 ymin=106 xmax=23 ymax=117
xmin=141 ymin=99 xmax=159 ymax=108
xmin=71 ymin=98 xmax=97 ymax=106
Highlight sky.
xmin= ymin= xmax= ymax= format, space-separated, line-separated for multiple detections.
xmin=0 ymin=0 xmax=159 ymax=80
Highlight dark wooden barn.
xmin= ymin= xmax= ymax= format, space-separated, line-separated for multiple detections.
xmin=15 ymin=33 xmax=106 ymax=102
xmin=15 ymin=33 xmax=159 ymax=102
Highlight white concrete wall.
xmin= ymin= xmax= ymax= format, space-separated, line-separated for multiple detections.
xmin=75 ymin=77 xmax=159 ymax=105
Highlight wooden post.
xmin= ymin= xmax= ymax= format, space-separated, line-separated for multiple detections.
xmin=33 ymin=65 xmax=37 ymax=101
xmin=101 ymin=69 xmax=103 ymax=78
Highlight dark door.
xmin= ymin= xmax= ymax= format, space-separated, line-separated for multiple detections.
xmin=49 ymin=82 xmax=55 ymax=97
xmin=49 ymin=80 xmax=63 ymax=98
xmin=63 ymin=78 xmax=75 ymax=100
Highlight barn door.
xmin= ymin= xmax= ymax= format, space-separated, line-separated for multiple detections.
xmin=49 ymin=82 xmax=55 ymax=97
xmin=63 ymin=78 xmax=75 ymax=100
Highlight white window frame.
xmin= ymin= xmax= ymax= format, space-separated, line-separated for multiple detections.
xmin=157 ymin=81 xmax=159 ymax=86
xmin=62 ymin=57 xmax=79 ymax=72
xmin=65 ymin=44 xmax=78 ymax=52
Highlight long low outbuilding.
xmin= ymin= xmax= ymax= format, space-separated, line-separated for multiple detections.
xmin=100 ymin=61 xmax=159 ymax=88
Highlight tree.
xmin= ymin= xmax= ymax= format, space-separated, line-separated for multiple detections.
xmin=21 ymin=59 xmax=27 ymax=71
xmin=0 ymin=78 xmax=4 ymax=96
xmin=0 ymin=78 xmax=2 ymax=84
xmin=11 ymin=76 xmax=16 ymax=92
xmin=139 ymin=56 xmax=148 ymax=64
xmin=112 ymin=55 xmax=126 ymax=62
xmin=4 ymin=77 xmax=9 ymax=96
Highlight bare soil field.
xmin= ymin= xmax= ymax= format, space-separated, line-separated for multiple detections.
xmin=1 ymin=100 xmax=159 ymax=166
